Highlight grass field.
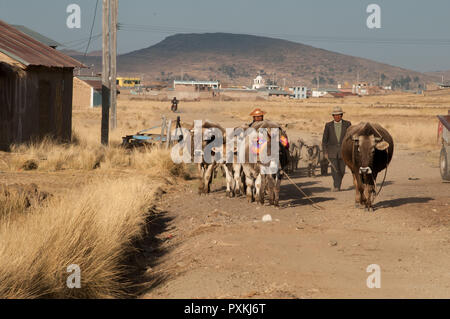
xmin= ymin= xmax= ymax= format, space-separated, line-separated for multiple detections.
xmin=89 ymin=92 xmax=449 ymax=150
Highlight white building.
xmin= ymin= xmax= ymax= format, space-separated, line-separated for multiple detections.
xmin=173 ymin=80 xmax=220 ymax=91
xmin=311 ymin=88 xmax=329 ymax=98
xmin=292 ymin=86 xmax=307 ymax=99
xmin=252 ymin=75 xmax=265 ymax=90
xmin=311 ymin=88 xmax=339 ymax=97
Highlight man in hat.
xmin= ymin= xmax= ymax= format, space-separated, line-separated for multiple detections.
xmin=249 ymin=108 xmax=266 ymax=127
xmin=171 ymin=97 xmax=179 ymax=112
xmin=322 ymin=106 xmax=352 ymax=191
xmin=248 ymin=107 xmax=290 ymax=170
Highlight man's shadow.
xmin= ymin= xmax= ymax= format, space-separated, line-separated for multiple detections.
xmin=279 ymin=180 xmax=335 ymax=207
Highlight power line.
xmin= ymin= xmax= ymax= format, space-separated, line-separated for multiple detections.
xmin=63 ymin=34 xmax=102 ymax=51
xmin=117 ymin=22 xmax=450 ymax=46
xmin=84 ymin=0 xmax=100 ymax=61
xmin=60 ymin=33 xmax=102 ymax=46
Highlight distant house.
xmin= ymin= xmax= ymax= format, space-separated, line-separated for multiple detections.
xmin=266 ymin=85 xmax=280 ymax=91
xmin=267 ymin=89 xmax=290 ymax=98
xmin=438 ymin=82 xmax=450 ymax=89
xmin=312 ymin=88 xmax=339 ymax=97
xmin=337 ymin=82 xmax=353 ymax=93
xmin=0 ymin=20 xmax=84 ymax=150
xmin=291 ymin=86 xmax=307 ymax=99
xmin=174 ymin=80 xmax=220 ymax=91
xmin=117 ymin=77 xmax=141 ymax=88
xmin=352 ymin=82 xmax=369 ymax=95
xmin=73 ymin=76 xmax=102 ymax=108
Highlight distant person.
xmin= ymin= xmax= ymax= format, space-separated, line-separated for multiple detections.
xmin=322 ymin=106 xmax=352 ymax=191
xmin=171 ymin=97 xmax=179 ymax=112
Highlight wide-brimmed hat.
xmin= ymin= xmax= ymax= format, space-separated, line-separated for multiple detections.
xmin=250 ymin=108 xmax=266 ymax=116
xmin=331 ymin=106 xmax=344 ymax=115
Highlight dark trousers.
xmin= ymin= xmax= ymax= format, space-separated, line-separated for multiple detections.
xmin=329 ymin=158 xmax=346 ymax=189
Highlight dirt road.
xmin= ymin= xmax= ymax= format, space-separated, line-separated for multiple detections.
xmin=141 ymin=146 xmax=450 ymax=298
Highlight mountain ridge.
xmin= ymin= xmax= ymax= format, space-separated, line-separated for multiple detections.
xmin=69 ymin=32 xmax=440 ymax=88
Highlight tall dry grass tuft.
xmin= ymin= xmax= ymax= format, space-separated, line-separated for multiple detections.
xmin=6 ymin=136 xmax=190 ymax=178
xmin=8 ymin=136 xmax=103 ymax=171
xmin=0 ymin=177 xmax=161 ymax=298
xmin=102 ymin=147 xmax=191 ymax=178
xmin=0 ymin=188 xmax=29 ymax=222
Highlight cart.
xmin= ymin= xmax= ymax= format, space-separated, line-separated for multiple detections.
xmin=122 ymin=116 xmax=184 ymax=149
xmin=437 ymin=110 xmax=450 ymax=181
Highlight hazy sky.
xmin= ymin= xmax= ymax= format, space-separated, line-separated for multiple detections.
xmin=1 ymin=0 xmax=450 ymax=72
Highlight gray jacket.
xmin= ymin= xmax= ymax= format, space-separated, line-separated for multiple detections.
xmin=322 ymin=120 xmax=352 ymax=159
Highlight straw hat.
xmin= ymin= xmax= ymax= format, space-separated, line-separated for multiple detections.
xmin=331 ymin=106 xmax=344 ymax=115
xmin=250 ymin=108 xmax=266 ymax=116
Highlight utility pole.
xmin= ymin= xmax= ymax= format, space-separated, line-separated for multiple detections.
xmin=101 ymin=0 xmax=110 ymax=145
xmin=110 ymin=0 xmax=118 ymax=130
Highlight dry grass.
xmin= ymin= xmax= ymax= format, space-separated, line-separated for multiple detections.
xmin=0 ymin=177 xmax=161 ymax=298
xmin=3 ymin=135 xmax=190 ymax=178
xmin=0 ymin=188 xmax=29 ymax=222
xmin=0 ymin=128 xmax=189 ymax=298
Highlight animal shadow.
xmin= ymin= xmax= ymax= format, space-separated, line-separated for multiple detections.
xmin=376 ymin=196 xmax=433 ymax=209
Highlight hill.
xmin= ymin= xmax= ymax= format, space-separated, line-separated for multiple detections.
xmin=69 ymin=33 xmax=440 ymax=88
xmin=425 ymin=70 xmax=450 ymax=83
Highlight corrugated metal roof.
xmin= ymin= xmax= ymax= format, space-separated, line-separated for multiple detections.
xmin=0 ymin=20 xmax=85 ymax=68
xmin=77 ymin=76 xmax=102 ymax=91
xmin=11 ymin=25 xmax=62 ymax=48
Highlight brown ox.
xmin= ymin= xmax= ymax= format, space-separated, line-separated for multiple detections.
xmin=342 ymin=122 xmax=394 ymax=211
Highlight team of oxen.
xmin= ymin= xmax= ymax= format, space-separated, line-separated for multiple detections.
xmin=181 ymin=120 xmax=393 ymax=211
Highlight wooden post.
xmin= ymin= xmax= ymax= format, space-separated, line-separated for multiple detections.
xmin=160 ymin=116 xmax=166 ymax=146
xmin=110 ymin=0 xmax=118 ymax=130
xmin=101 ymin=0 xmax=110 ymax=145
xmin=166 ymin=119 xmax=172 ymax=149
